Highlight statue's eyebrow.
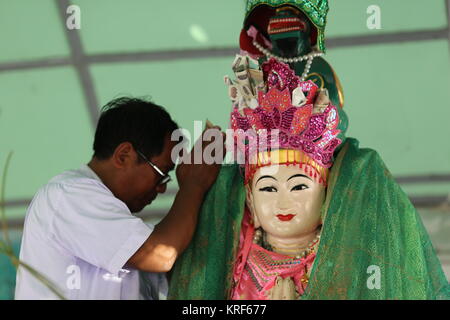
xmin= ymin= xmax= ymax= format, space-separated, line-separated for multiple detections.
xmin=287 ymin=174 xmax=312 ymax=181
xmin=256 ymin=175 xmax=277 ymax=186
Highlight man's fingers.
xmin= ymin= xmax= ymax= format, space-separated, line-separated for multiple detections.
xmin=205 ymin=119 xmax=214 ymax=129
xmin=180 ymin=124 xmax=227 ymax=165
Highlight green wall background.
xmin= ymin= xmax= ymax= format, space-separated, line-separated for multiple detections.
xmin=0 ymin=0 xmax=449 ymax=220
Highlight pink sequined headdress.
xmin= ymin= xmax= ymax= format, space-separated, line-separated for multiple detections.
xmin=226 ymin=55 xmax=345 ymax=185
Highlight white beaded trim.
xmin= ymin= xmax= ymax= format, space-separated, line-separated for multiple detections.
xmin=252 ymin=40 xmax=324 ymax=81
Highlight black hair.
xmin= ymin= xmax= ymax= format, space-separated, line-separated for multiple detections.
xmin=92 ymin=97 xmax=179 ymax=161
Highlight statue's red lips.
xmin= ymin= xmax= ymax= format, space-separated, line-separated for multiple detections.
xmin=276 ymin=214 xmax=295 ymax=221
xmin=268 ymin=17 xmax=306 ymax=35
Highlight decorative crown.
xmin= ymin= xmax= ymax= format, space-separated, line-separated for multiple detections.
xmin=225 ymin=55 xmax=344 ymax=184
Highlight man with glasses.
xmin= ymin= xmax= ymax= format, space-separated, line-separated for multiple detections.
xmin=15 ymin=97 xmax=224 ymax=299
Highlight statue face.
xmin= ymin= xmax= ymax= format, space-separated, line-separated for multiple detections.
xmin=267 ymin=6 xmax=312 ymax=57
xmin=247 ymin=164 xmax=325 ymax=238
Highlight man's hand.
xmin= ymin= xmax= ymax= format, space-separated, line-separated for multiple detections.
xmin=176 ymin=123 xmax=226 ymax=192
xmin=127 ymin=122 xmax=226 ymax=273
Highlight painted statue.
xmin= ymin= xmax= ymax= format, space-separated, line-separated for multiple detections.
xmin=227 ymin=56 xmax=344 ymax=299
xmin=167 ymin=0 xmax=450 ymax=300
xmin=239 ymin=0 xmax=344 ymax=109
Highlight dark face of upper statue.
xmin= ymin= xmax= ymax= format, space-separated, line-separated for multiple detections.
xmin=267 ymin=6 xmax=313 ymax=57
xmin=242 ymin=0 xmax=329 ymax=53
xmin=240 ymin=4 xmax=318 ymax=59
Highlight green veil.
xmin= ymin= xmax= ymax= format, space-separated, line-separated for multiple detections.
xmin=168 ymin=138 xmax=450 ymax=299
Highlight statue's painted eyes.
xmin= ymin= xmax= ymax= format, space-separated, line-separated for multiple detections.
xmin=259 ymin=186 xmax=277 ymax=192
xmin=291 ymin=184 xmax=308 ymax=191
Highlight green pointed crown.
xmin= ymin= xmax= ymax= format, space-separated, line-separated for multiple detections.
xmin=245 ymin=0 xmax=329 ymax=51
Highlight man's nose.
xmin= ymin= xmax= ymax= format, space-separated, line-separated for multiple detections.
xmin=156 ymin=183 xmax=167 ymax=194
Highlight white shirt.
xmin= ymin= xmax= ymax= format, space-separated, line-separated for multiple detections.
xmin=15 ymin=165 xmax=154 ymax=300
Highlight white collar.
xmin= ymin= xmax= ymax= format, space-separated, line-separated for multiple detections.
xmin=79 ymin=164 xmax=103 ymax=183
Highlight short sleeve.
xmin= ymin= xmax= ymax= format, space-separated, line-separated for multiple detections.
xmin=49 ymin=180 xmax=153 ymax=275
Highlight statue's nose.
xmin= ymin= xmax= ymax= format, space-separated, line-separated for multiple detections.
xmin=275 ymin=37 xmax=300 ymax=58
xmin=276 ymin=189 xmax=294 ymax=210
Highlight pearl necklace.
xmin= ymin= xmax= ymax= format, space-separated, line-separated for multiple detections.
xmin=252 ymin=40 xmax=324 ymax=81
xmin=253 ymin=228 xmax=321 ymax=259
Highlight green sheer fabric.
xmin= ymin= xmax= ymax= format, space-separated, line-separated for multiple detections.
xmin=168 ymin=138 xmax=450 ymax=299
xmin=168 ymin=163 xmax=246 ymax=299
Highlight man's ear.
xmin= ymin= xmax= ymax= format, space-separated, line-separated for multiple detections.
xmin=112 ymin=142 xmax=135 ymax=168
xmin=245 ymin=185 xmax=260 ymax=228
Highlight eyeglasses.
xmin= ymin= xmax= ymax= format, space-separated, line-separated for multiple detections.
xmin=136 ymin=150 xmax=172 ymax=185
